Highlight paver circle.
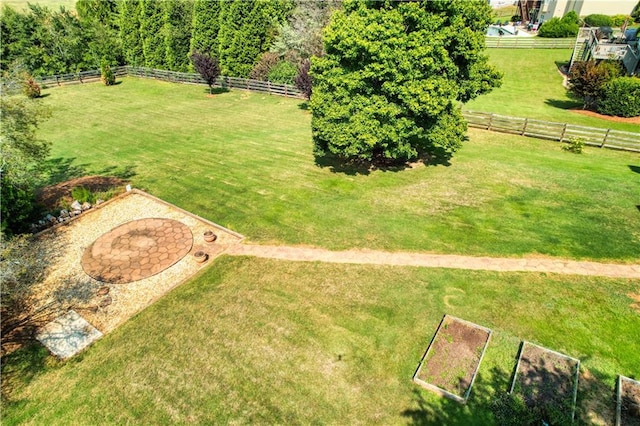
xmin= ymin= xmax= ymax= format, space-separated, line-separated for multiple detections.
xmin=81 ymin=218 xmax=193 ymax=283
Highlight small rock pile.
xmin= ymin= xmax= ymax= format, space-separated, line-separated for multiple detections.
xmin=31 ymin=199 xmax=105 ymax=233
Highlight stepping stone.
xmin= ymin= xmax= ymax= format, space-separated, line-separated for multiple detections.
xmin=36 ymin=310 xmax=103 ymax=359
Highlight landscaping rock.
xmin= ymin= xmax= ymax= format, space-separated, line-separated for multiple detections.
xmin=72 ymin=209 xmax=82 ymax=216
xmin=96 ymin=199 xmax=104 ymax=206
xmin=70 ymin=200 xmax=82 ymax=211
xmin=60 ymin=209 xmax=70 ymax=218
xmin=99 ymin=296 xmax=112 ymax=308
xmin=81 ymin=202 xmax=92 ymax=211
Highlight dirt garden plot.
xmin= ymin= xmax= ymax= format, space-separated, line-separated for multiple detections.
xmin=618 ymin=376 xmax=640 ymax=426
xmin=510 ymin=342 xmax=580 ymax=424
xmin=413 ymin=315 xmax=492 ymax=402
xmin=29 ymin=189 xmax=243 ymax=347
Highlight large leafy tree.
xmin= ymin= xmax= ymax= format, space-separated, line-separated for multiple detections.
xmin=310 ymin=0 xmax=501 ymax=163
xmin=0 ymin=82 xmax=51 ymax=235
xmin=77 ymin=0 xmax=123 ymax=67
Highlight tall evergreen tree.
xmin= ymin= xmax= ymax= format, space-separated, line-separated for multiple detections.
xmin=164 ymin=0 xmax=193 ymax=72
xmin=77 ymin=0 xmax=122 ymax=67
xmin=140 ymin=0 xmax=165 ymax=68
xmin=217 ymin=0 xmax=249 ymax=76
xmin=190 ymin=0 xmax=221 ymax=56
xmin=219 ymin=0 xmax=293 ymax=78
xmin=119 ymin=0 xmax=143 ymax=66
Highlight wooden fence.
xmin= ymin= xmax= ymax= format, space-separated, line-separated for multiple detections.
xmin=463 ymin=110 xmax=640 ymax=152
xmin=485 ymin=37 xmax=574 ymax=49
xmin=37 ymin=66 xmax=305 ymax=99
xmin=35 ymin=68 xmax=639 ymax=153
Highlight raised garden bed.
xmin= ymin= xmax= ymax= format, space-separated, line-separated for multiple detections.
xmin=413 ymin=315 xmax=492 ymax=403
xmin=617 ymin=376 xmax=640 ymax=426
xmin=510 ymin=341 xmax=580 ymax=424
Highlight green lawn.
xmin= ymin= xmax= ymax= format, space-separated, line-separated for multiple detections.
xmin=465 ymin=49 xmax=640 ymax=132
xmin=38 ymin=78 xmax=640 ymax=262
xmin=3 ymin=257 xmax=639 ymax=424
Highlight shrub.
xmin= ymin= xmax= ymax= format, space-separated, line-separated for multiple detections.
xmin=597 ymin=76 xmax=640 ymax=117
xmin=511 ymin=15 xmax=521 ymax=22
xmin=267 ymin=60 xmax=297 ymax=85
xmin=189 ymin=51 xmax=220 ymax=94
xmin=249 ymin=52 xmax=279 ymax=81
xmin=295 ymin=59 xmax=312 ymax=100
xmin=584 ymin=14 xmax=613 ymax=27
xmin=538 ymin=17 xmax=579 ymax=38
xmin=562 ymin=10 xmax=580 ymax=25
xmin=22 ymin=78 xmax=41 ymax=98
xmin=569 ymin=60 xmax=623 ymax=109
xmin=562 ymin=137 xmax=585 ymax=153
xmin=71 ymin=186 xmax=95 ymax=204
xmin=100 ymin=63 xmax=116 ymax=86
xmin=611 ymin=14 xmax=629 ymax=27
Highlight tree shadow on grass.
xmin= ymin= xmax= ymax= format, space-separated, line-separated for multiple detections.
xmin=554 ymin=61 xmax=570 ymax=74
xmin=42 ymin=157 xmax=137 ymax=186
xmin=402 ymin=367 xmax=509 ymax=425
xmin=314 ymin=150 xmax=451 ymax=176
xmin=298 ymin=101 xmax=309 ymax=111
xmin=43 ymin=157 xmax=88 ymax=186
xmin=629 ymin=165 xmax=640 ymax=174
xmin=545 ymin=99 xmax=582 ymax=110
xmin=1 ymin=343 xmax=53 ymax=405
xmin=207 ymin=87 xmax=230 ymax=95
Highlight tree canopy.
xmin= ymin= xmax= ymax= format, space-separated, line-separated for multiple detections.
xmin=310 ymin=0 xmax=501 ymax=163
xmin=1 ymin=79 xmax=51 ymax=235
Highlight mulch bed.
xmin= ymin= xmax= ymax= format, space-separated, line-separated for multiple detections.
xmin=414 ymin=315 xmax=491 ymax=402
xmin=619 ymin=376 xmax=640 ymax=426
xmin=570 ymin=108 xmax=640 ymax=124
xmin=36 ymin=176 xmax=127 ymax=211
xmin=511 ymin=342 xmax=580 ymax=423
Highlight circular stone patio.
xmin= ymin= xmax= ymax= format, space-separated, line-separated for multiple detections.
xmin=81 ymin=218 xmax=193 ymax=283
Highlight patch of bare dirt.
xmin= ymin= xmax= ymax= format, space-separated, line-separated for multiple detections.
xmin=570 ymin=108 xmax=640 ymax=124
xmin=628 ymin=293 xmax=640 ymax=313
xmin=417 ymin=316 xmax=489 ymax=398
xmin=621 ymin=378 xmax=640 ymax=425
xmin=36 ymin=176 xmax=127 ymax=211
xmin=514 ymin=343 xmax=579 ymax=423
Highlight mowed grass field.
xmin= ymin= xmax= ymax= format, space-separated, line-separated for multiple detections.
xmin=464 ymin=48 xmax=640 ymax=132
xmin=3 ymin=257 xmax=639 ymax=424
xmin=38 ymin=78 xmax=640 ymax=261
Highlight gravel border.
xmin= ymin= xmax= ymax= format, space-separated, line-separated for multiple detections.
xmin=31 ymin=189 xmax=244 ymax=335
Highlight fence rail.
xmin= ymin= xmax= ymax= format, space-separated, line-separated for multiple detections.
xmin=37 ymin=66 xmax=305 ymax=99
xmin=485 ymin=37 xmax=574 ymax=49
xmin=462 ymin=110 xmax=640 ymax=152
xmin=35 ymin=68 xmax=639 ymax=153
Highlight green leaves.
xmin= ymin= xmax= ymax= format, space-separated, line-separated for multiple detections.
xmin=310 ymin=0 xmax=499 ymax=163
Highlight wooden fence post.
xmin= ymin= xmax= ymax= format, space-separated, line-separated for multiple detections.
xmin=560 ymin=123 xmax=568 ymax=142
xmin=521 ymin=118 xmax=528 ymax=135
xmin=487 ymin=114 xmax=493 ymax=131
xmin=601 ymin=129 xmax=610 ymax=148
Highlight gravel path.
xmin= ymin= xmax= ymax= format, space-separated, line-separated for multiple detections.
xmin=226 ymin=244 xmax=640 ymax=279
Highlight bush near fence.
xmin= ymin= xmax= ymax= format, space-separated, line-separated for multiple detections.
xmin=35 ymin=67 xmax=639 ymax=153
